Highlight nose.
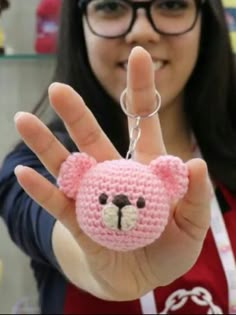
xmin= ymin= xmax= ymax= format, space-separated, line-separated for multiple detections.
xmin=125 ymin=9 xmax=161 ymax=45
xmin=102 ymin=194 xmax=138 ymax=231
xmin=112 ymin=194 xmax=131 ymax=208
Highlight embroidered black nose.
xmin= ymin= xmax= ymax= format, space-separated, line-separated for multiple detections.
xmin=112 ymin=194 xmax=131 ymax=208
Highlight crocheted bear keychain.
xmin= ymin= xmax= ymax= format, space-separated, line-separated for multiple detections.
xmin=58 ymin=89 xmax=189 ymax=251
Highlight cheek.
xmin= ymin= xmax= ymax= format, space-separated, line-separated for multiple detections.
xmin=88 ymin=43 xmax=124 ymax=101
xmin=160 ymin=26 xmax=201 ymax=105
xmin=83 ymin=21 xmax=125 ymax=102
xmin=174 ymin=21 xmax=201 ymax=77
xmin=174 ymin=33 xmax=200 ymax=74
xmin=84 ymin=28 xmax=109 ymax=74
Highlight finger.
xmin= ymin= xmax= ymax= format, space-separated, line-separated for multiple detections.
xmin=14 ymin=112 xmax=70 ymax=177
xmin=14 ymin=165 xmax=106 ymax=254
xmin=175 ymin=158 xmax=212 ymax=241
xmin=14 ymin=165 xmax=81 ymax=239
xmin=126 ymin=47 xmax=166 ymax=163
xmin=48 ymin=83 xmax=120 ymax=162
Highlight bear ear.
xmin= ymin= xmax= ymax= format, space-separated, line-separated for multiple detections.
xmin=57 ymin=152 xmax=96 ymax=199
xmin=149 ymin=155 xmax=189 ymax=200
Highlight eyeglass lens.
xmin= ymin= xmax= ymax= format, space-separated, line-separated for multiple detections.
xmin=85 ymin=0 xmax=199 ymax=37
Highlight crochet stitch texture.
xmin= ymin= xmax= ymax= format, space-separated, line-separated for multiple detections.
xmin=58 ymin=153 xmax=189 ymax=251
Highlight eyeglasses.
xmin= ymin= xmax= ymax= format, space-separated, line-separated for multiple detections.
xmin=79 ymin=0 xmax=205 ymax=39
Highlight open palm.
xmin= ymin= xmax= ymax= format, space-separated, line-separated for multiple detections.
xmin=14 ymin=47 xmax=211 ymax=301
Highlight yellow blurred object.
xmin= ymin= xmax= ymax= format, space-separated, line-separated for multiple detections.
xmin=0 ymin=27 xmax=4 ymax=48
xmin=0 ymin=260 xmax=3 ymax=282
xmin=230 ymin=31 xmax=236 ymax=53
xmin=223 ymin=0 xmax=236 ymax=53
xmin=223 ymin=0 xmax=236 ymax=8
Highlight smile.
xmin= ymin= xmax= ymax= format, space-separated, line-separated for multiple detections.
xmin=121 ymin=60 xmax=166 ymax=72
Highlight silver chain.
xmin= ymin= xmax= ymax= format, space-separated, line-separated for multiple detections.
xmin=120 ymin=88 xmax=162 ymax=159
xmin=126 ymin=116 xmax=141 ymax=159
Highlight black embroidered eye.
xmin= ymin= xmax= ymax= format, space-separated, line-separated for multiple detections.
xmin=136 ymin=196 xmax=145 ymax=208
xmin=99 ymin=193 xmax=108 ymax=205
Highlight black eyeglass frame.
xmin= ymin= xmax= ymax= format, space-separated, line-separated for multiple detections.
xmin=78 ymin=0 xmax=205 ymax=39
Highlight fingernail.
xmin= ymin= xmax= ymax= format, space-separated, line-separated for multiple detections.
xmin=14 ymin=112 xmax=25 ymax=121
xmin=48 ymin=82 xmax=63 ymax=93
xmin=49 ymin=82 xmax=59 ymax=89
xmin=14 ymin=165 xmax=25 ymax=175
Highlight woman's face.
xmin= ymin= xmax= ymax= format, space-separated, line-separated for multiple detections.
xmin=83 ymin=0 xmax=202 ymax=110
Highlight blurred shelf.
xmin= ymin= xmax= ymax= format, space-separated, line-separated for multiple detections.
xmin=0 ymin=53 xmax=55 ymax=60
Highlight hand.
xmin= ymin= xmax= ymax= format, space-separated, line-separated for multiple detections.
xmin=14 ymin=46 xmax=211 ymax=301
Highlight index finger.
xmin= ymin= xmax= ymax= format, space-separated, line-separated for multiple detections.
xmin=126 ymin=47 xmax=166 ymax=163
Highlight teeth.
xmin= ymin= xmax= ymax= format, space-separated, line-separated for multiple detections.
xmin=123 ymin=61 xmax=164 ymax=71
xmin=153 ymin=61 xmax=164 ymax=71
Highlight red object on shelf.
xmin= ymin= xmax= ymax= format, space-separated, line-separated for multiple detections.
xmin=34 ymin=0 xmax=61 ymax=54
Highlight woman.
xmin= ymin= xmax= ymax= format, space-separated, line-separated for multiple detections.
xmin=1 ymin=0 xmax=236 ymax=313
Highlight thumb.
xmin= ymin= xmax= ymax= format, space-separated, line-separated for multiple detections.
xmin=174 ymin=158 xmax=212 ymax=241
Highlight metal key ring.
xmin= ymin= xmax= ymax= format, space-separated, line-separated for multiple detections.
xmin=120 ymin=88 xmax=161 ymax=119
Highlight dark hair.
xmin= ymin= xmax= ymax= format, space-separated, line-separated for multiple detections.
xmin=34 ymin=0 xmax=236 ymax=192
xmin=0 ymin=0 xmax=10 ymax=15
xmin=184 ymin=0 xmax=236 ymax=192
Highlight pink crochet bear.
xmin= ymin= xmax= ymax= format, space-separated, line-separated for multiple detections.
xmin=57 ymin=153 xmax=189 ymax=251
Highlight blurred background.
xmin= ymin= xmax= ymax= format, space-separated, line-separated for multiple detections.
xmin=0 ymin=0 xmax=235 ymax=313
xmin=0 ymin=0 xmax=58 ymax=313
